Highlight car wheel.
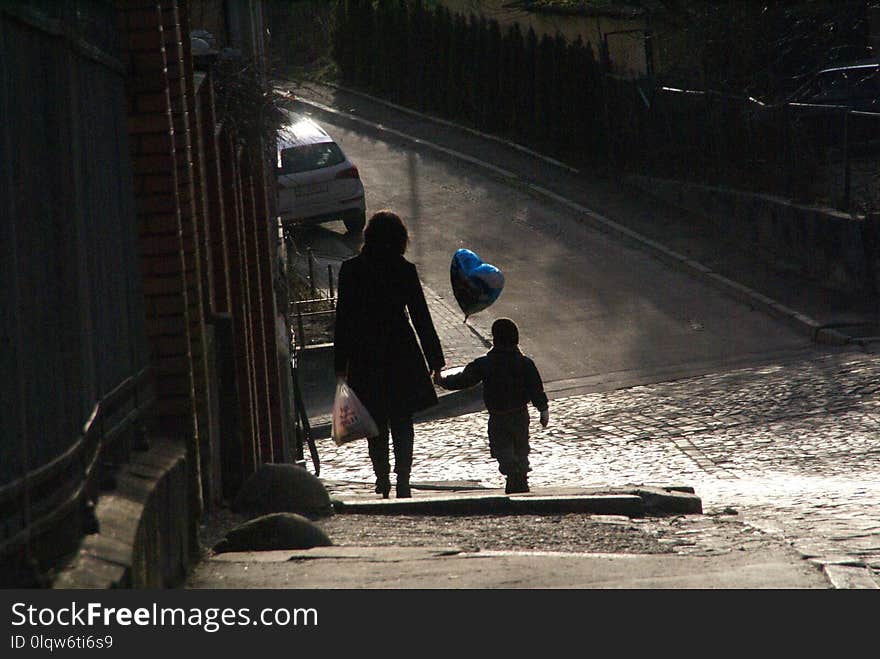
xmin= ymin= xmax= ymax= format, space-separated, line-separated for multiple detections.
xmin=344 ymin=211 xmax=366 ymax=234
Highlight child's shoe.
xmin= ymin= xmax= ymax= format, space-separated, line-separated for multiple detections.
xmin=505 ymin=473 xmax=529 ymax=494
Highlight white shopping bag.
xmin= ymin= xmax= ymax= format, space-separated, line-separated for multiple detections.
xmin=331 ymin=381 xmax=379 ymax=446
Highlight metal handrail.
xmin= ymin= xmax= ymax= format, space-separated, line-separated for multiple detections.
xmin=290 ymin=310 xmax=335 ymax=319
xmin=0 ymin=365 xmax=154 ymax=557
xmin=0 ymin=366 xmax=152 ymax=505
xmin=291 ymin=297 xmax=335 ymax=306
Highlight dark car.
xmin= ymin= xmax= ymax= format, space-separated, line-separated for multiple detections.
xmin=784 ymin=61 xmax=880 ymax=157
xmin=788 ymin=60 xmax=880 ymax=112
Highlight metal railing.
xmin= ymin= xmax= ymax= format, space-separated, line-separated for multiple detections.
xmin=291 ymin=296 xmax=336 ymax=348
xmin=279 ymin=238 xmax=340 ymax=474
xmin=289 ymin=247 xmax=338 ymax=349
xmin=0 ymin=367 xmax=155 ymax=578
xmin=605 ymin=80 xmax=880 ymax=213
xmin=287 ymin=287 xmax=336 ymax=475
xmin=1 ymin=3 xmax=153 ymax=584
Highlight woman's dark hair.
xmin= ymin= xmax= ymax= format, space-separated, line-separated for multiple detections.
xmin=362 ymin=210 xmax=408 ymax=256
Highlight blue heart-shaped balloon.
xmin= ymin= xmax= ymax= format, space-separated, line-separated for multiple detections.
xmin=450 ymin=248 xmax=504 ymax=318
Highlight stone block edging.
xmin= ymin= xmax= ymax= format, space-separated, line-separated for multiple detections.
xmin=332 ymin=486 xmax=701 ymax=517
xmin=53 ymin=438 xmax=192 ymax=589
xmin=626 ymin=174 xmax=872 ymax=295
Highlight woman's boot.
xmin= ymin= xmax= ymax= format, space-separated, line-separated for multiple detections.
xmin=375 ymin=474 xmax=391 ymax=499
xmin=395 ymin=473 xmax=411 ymax=498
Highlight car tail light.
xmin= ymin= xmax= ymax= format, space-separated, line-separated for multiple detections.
xmin=335 ymin=165 xmax=360 ymax=179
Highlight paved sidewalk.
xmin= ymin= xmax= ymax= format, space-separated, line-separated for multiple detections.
xmin=190 ymin=474 xmax=836 ymax=588
xmin=190 ymin=544 xmax=829 ymax=589
xmin=193 ymin=479 xmax=830 ymax=590
xmin=317 ymin=349 xmax=880 ymax=586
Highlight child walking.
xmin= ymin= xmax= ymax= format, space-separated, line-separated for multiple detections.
xmin=435 ymin=318 xmax=549 ymax=493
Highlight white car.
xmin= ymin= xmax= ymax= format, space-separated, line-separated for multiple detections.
xmin=276 ymin=111 xmax=366 ymax=233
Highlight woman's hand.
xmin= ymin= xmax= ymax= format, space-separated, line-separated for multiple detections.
xmin=432 ymin=369 xmax=444 ymax=386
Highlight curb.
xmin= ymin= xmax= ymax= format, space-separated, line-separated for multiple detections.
xmin=295 ymin=80 xmax=581 ymax=174
xmin=285 ymin=83 xmax=846 ymax=348
xmin=508 ymin=494 xmax=644 ymax=516
xmin=625 ymin=486 xmax=703 ymax=515
xmin=821 ymin=564 xmax=880 ymax=589
xmin=805 ymin=556 xmax=880 ymax=589
xmin=334 ymin=494 xmax=511 ymax=515
xmin=332 ymin=486 xmax=701 ymax=518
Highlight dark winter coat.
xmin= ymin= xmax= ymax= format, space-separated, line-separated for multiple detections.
xmin=333 ymin=249 xmax=445 ymax=424
xmin=441 ymin=346 xmax=548 ymax=415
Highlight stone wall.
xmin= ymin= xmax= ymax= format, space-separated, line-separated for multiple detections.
xmin=627 ymin=175 xmax=875 ymax=294
xmin=54 ymin=439 xmax=191 ymax=589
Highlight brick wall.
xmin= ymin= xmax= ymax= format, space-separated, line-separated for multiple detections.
xmin=118 ymin=0 xmax=287 ymax=522
xmin=117 ymin=0 xmax=201 ymax=560
xmin=118 ymin=1 xmax=192 ymax=434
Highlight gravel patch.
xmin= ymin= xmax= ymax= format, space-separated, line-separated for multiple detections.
xmin=199 ymin=506 xmax=782 ymax=558
xmin=316 ymin=513 xmax=671 ymax=554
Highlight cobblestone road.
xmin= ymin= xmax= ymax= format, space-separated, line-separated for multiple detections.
xmin=319 ymin=348 xmax=880 ymax=575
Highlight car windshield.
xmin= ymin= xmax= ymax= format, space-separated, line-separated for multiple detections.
xmin=278 ymin=142 xmax=345 ymax=174
xmin=806 ymin=71 xmax=851 ymax=103
xmin=851 ymin=67 xmax=880 ymax=100
xmin=798 ymin=66 xmax=880 ymax=105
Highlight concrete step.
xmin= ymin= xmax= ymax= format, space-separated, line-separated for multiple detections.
xmin=331 ymin=485 xmax=701 ymax=517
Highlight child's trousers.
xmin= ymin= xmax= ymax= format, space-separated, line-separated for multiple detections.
xmin=487 ymin=408 xmax=531 ymax=477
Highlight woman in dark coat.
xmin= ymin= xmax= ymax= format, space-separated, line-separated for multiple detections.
xmin=333 ymin=210 xmax=445 ymax=498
